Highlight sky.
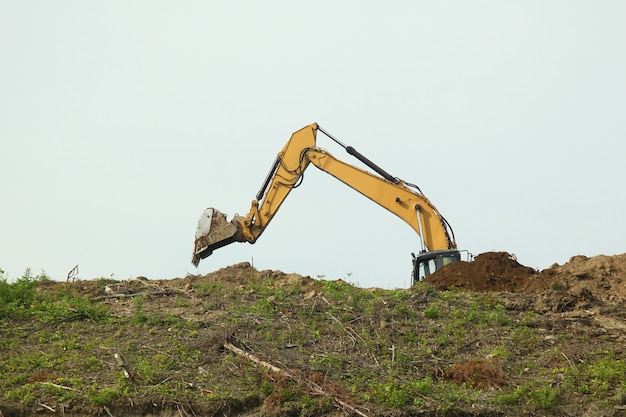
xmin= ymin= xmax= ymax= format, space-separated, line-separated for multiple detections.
xmin=1 ymin=1 xmax=625 ymax=288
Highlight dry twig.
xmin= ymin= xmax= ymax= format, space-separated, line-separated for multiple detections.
xmin=114 ymin=353 xmax=131 ymax=379
xmin=37 ymin=401 xmax=55 ymax=413
xmin=223 ymin=342 xmax=371 ymax=417
xmin=40 ymin=381 xmax=79 ymax=391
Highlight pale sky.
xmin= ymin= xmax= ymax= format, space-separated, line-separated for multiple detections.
xmin=2 ymin=1 xmax=625 ymax=288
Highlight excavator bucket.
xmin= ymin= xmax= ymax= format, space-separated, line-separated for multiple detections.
xmin=192 ymin=208 xmax=241 ymax=267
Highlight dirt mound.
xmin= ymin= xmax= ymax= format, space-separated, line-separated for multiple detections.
xmin=426 ymin=252 xmax=626 ymax=302
xmin=425 ymin=252 xmax=536 ymax=292
xmin=548 ymin=254 xmax=626 ymax=300
xmin=187 ymin=261 xmax=317 ymax=290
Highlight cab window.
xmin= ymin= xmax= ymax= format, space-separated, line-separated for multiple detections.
xmin=417 ymin=258 xmax=438 ymax=281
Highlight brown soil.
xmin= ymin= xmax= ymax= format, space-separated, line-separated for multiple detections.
xmin=426 ymin=251 xmax=626 ymax=301
xmin=424 ymin=252 xmax=537 ymax=292
xmin=426 ymin=251 xmax=626 ymax=342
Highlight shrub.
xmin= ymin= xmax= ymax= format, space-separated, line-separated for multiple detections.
xmin=0 ymin=269 xmax=43 ymax=319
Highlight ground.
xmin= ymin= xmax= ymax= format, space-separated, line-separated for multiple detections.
xmin=1 ymin=252 xmax=626 ymax=416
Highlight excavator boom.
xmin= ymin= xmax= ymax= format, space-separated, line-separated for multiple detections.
xmin=192 ymin=123 xmax=462 ymax=282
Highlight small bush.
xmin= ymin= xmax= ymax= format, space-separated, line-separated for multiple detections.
xmin=0 ymin=269 xmax=47 ymax=319
xmin=423 ymin=306 xmax=439 ymax=319
xmin=88 ymin=386 xmax=120 ymax=406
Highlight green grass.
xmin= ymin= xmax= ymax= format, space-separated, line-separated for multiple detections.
xmin=1 ymin=266 xmax=625 ymax=416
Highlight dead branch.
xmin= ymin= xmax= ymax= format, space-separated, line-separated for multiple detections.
xmin=103 ymin=405 xmax=115 ymax=417
xmin=67 ymin=264 xmax=79 ymax=283
xmin=140 ymin=343 xmax=176 ymax=359
xmin=223 ymin=342 xmax=371 ymax=417
xmin=37 ymin=401 xmax=55 ymax=413
xmin=40 ymin=381 xmax=79 ymax=391
xmin=92 ymin=289 xmax=186 ymax=301
xmin=223 ymin=343 xmax=290 ymax=376
xmin=114 ymin=353 xmax=131 ymax=379
xmin=561 ymin=351 xmax=574 ymax=369
xmin=26 ymin=313 xmax=86 ymax=335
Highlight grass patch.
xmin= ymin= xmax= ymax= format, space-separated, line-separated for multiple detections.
xmin=1 ymin=265 xmax=624 ymax=416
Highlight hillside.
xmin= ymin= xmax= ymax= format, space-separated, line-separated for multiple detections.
xmin=1 ymin=252 xmax=626 ymax=417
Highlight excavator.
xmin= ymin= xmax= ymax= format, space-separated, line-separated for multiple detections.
xmin=192 ymin=123 xmax=465 ymax=285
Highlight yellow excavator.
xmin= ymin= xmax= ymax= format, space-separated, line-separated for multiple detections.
xmin=192 ymin=123 xmax=465 ymax=284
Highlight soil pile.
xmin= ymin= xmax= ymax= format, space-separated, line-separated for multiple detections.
xmin=426 ymin=251 xmax=626 ymax=301
xmin=424 ymin=252 xmax=536 ymax=292
xmin=542 ymin=254 xmax=626 ymax=302
xmin=191 ymin=261 xmax=316 ymax=291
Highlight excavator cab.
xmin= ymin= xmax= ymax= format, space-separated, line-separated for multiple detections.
xmin=412 ymin=249 xmax=462 ymax=285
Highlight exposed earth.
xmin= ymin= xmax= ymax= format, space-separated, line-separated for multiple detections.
xmin=2 ymin=252 xmax=626 ymax=417
xmin=426 ymin=252 xmax=626 ymax=328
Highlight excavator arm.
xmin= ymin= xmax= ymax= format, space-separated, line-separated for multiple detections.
xmin=191 ymin=124 xmax=318 ymax=266
xmin=192 ymin=123 xmax=460 ymax=281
